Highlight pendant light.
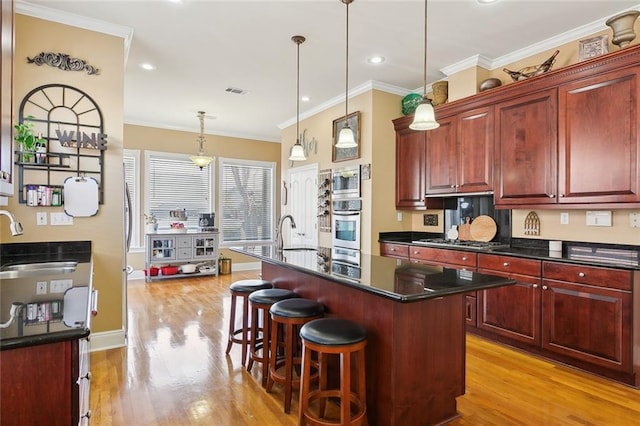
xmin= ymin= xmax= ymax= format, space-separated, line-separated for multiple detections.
xmin=191 ymin=111 xmax=214 ymax=169
xmin=335 ymin=0 xmax=357 ymax=149
xmin=410 ymin=0 xmax=440 ymax=131
xmin=288 ymin=35 xmax=307 ymax=162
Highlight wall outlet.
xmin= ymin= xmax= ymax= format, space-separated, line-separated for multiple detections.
xmin=50 ymin=212 xmax=74 ymax=226
xmin=36 ymin=212 xmax=48 ymax=226
xmin=631 ymin=212 xmax=640 ymax=228
xmin=560 ymin=212 xmax=569 ymax=225
xmin=397 ymin=212 xmax=403 ymax=222
xmin=36 ymin=281 xmax=48 ymax=295
xmin=423 ymin=214 xmax=438 ymax=226
xmin=50 ymin=279 xmax=73 ymax=293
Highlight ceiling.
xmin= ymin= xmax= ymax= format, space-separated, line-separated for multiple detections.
xmin=18 ymin=0 xmax=640 ymax=142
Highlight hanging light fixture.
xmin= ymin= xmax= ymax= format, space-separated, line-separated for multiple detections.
xmin=191 ymin=111 xmax=214 ymax=169
xmin=289 ymin=35 xmax=307 ymax=162
xmin=335 ymin=0 xmax=357 ymax=149
xmin=410 ymin=0 xmax=440 ymax=131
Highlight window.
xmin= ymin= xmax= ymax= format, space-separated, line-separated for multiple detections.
xmin=123 ymin=149 xmax=140 ymax=249
xmin=145 ymin=151 xmax=213 ymax=230
xmin=219 ymin=158 xmax=275 ymax=245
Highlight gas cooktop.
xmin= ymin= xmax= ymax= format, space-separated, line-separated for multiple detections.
xmin=411 ymin=238 xmax=509 ymax=251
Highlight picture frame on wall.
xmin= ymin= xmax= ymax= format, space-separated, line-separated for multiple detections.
xmin=579 ymin=35 xmax=609 ymax=61
xmin=332 ymin=111 xmax=361 ymax=162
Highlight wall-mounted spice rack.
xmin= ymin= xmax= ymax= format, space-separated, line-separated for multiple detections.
xmin=318 ymin=169 xmax=332 ymax=232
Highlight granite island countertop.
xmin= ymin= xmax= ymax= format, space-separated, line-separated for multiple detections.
xmin=231 ymin=245 xmax=515 ymax=302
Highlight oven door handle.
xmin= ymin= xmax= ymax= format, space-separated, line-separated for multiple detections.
xmin=333 ymin=211 xmax=360 ymax=216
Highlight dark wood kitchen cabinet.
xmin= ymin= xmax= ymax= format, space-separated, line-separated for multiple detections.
xmin=541 ymin=262 xmax=633 ymax=374
xmin=426 ymin=107 xmax=494 ymax=195
xmin=1 ymin=338 xmax=89 ymax=425
xmin=494 ymin=89 xmax=558 ymax=206
xmin=409 ymin=245 xmax=478 ymax=269
xmin=379 ymin=242 xmax=409 ymax=259
xmin=557 ymin=67 xmax=640 ymax=204
xmin=0 ymin=0 xmax=14 ymax=197
xmin=477 ymin=254 xmax=542 ymax=345
xmin=393 ymin=115 xmax=426 ymax=209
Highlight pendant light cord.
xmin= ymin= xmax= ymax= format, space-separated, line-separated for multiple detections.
xmin=422 ymin=0 xmax=428 ymax=98
xmin=296 ymin=38 xmax=301 ymax=143
xmin=345 ymin=0 xmax=350 ymax=119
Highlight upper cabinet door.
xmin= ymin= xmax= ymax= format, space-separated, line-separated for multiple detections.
xmin=0 ymin=0 xmax=14 ymax=197
xmin=425 ymin=115 xmax=457 ymax=194
xmin=457 ymin=106 xmax=494 ymax=193
xmin=558 ymin=68 xmax=640 ymax=204
xmin=494 ymin=89 xmax=558 ymax=206
xmin=395 ymin=119 xmax=426 ymax=209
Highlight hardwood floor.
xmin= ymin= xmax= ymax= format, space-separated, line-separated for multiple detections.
xmin=90 ymin=273 xmax=640 ymax=425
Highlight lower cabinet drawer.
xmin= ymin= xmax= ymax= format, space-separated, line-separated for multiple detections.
xmin=478 ymin=253 xmax=541 ymax=276
xmin=410 ymin=246 xmax=477 ymax=268
xmin=543 ymin=261 xmax=632 ymax=290
xmin=380 ymin=243 xmax=409 ymax=259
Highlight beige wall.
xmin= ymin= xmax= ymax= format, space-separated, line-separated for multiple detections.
xmin=3 ymin=15 xmax=125 ymax=335
xmin=124 ymin=124 xmax=281 ymax=270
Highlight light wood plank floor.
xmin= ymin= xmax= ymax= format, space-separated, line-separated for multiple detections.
xmin=90 ymin=272 xmax=640 ymax=425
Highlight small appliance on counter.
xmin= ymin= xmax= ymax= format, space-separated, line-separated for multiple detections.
xmin=198 ymin=213 xmax=215 ymax=231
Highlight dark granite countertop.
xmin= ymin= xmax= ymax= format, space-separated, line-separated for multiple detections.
xmin=231 ymin=245 xmax=515 ymax=302
xmin=379 ymin=234 xmax=640 ymax=271
xmin=1 ymin=241 xmax=93 ymax=350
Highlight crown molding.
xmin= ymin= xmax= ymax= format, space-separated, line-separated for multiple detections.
xmin=16 ymin=0 xmax=134 ymax=66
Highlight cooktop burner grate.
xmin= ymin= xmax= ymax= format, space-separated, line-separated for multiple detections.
xmin=411 ymin=238 xmax=509 ymax=250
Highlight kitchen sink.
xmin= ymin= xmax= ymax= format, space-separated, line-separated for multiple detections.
xmin=0 ymin=261 xmax=78 ymax=279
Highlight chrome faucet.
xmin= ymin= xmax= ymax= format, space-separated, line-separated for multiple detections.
xmin=0 ymin=210 xmax=24 ymax=236
xmin=275 ymin=214 xmax=297 ymax=251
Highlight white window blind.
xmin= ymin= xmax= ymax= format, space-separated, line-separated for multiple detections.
xmin=123 ymin=150 xmax=140 ymax=249
xmin=146 ymin=152 xmax=212 ymax=230
xmin=219 ymin=158 xmax=275 ymax=244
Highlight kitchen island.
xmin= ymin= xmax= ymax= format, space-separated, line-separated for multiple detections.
xmin=231 ymin=245 xmax=515 ymax=425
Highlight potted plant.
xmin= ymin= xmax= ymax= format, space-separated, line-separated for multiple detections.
xmin=13 ymin=116 xmax=44 ymax=163
xmin=144 ymin=213 xmax=158 ymax=233
xmin=218 ymin=252 xmax=232 ymax=275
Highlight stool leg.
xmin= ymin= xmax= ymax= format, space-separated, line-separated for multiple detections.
xmin=318 ymin=351 xmax=328 ymax=418
xmin=284 ymin=323 xmax=294 ymax=413
xmin=261 ymin=308 xmax=270 ymax=388
xmin=247 ymin=303 xmax=259 ymax=372
xmin=266 ymin=320 xmax=279 ymax=392
xmin=357 ymin=349 xmax=367 ymax=421
xmin=340 ymin=351 xmax=351 ymax=425
xmin=241 ymin=295 xmax=250 ymax=367
xmin=298 ymin=343 xmax=312 ymax=426
xmin=225 ymin=293 xmax=237 ymax=355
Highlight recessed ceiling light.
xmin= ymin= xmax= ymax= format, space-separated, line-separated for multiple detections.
xmin=301 ymin=96 xmax=310 ymax=102
xmin=368 ymin=55 xmax=385 ymax=64
xmin=140 ymin=63 xmax=156 ymax=71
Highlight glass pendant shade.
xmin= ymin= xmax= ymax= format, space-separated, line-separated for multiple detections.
xmin=336 ymin=126 xmax=357 ymax=148
xmin=191 ymin=153 xmax=213 ymax=169
xmin=410 ymin=98 xmax=440 ymax=131
xmin=288 ymin=142 xmax=306 ymax=161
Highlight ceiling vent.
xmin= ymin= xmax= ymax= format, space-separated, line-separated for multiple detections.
xmin=225 ymin=87 xmax=248 ymax=95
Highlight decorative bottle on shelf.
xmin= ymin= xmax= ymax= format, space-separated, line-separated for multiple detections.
xmin=35 ymin=133 xmax=47 ymax=164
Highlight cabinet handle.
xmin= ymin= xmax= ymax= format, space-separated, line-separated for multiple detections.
xmin=503 ymin=262 xmax=510 ymax=267
xmin=578 ymin=272 xmax=585 ymax=277
xmin=559 ymin=194 xmax=565 ymax=198
xmin=532 ymin=284 xmax=538 ymax=288
xmin=81 ymin=410 xmax=92 ymax=420
xmin=542 ymin=285 xmax=548 ymax=290
xmin=451 ymin=184 xmax=456 ymax=188
xmin=462 ymin=256 xmax=468 ymax=261
xmin=80 ymin=371 xmax=92 ymax=381
xmin=390 ymin=247 xmax=396 ymax=251
xmin=549 ymin=194 xmax=556 ymax=198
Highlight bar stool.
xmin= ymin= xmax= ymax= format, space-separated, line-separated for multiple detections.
xmin=299 ymin=318 xmax=368 ymax=426
xmin=267 ymin=298 xmax=325 ymax=413
xmin=225 ymin=279 xmax=273 ymax=367
xmin=247 ymin=288 xmax=298 ymax=387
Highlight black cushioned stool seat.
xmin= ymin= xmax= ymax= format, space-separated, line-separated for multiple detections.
xmin=299 ymin=318 xmax=368 ymax=426
xmin=247 ymin=288 xmax=298 ymax=387
xmin=225 ymin=279 xmax=273 ymax=367
xmin=267 ymin=298 xmax=325 ymax=413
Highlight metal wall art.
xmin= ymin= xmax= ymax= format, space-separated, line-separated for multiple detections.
xmin=332 ymin=111 xmax=361 ymax=162
xmin=27 ymin=52 xmax=100 ymax=75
